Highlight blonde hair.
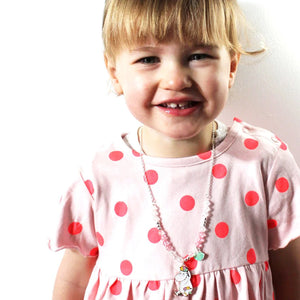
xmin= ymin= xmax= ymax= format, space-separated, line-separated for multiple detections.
xmin=102 ymin=0 xmax=264 ymax=61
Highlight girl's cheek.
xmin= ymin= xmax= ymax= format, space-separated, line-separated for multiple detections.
xmin=201 ymin=77 xmax=220 ymax=93
xmin=136 ymin=76 xmax=153 ymax=89
xmin=204 ymin=79 xmax=229 ymax=101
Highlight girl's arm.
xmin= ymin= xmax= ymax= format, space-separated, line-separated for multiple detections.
xmin=53 ymin=249 xmax=97 ymax=300
xmin=269 ymin=237 xmax=300 ymax=299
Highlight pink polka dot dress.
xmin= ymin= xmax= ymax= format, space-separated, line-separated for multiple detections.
xmin=49 ymin=119 xmax=300 ymax=299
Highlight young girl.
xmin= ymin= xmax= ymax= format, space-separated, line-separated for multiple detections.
xmin=50 ymin=0 xmax=300 ymax=299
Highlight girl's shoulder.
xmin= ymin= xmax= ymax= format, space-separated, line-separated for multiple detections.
xmin=227 ymin=118 xmax=289 ymax=156
xmin=223 ymin=118 xmax=299 ymax=179
xmin=78 ymin=130 xmax=139 ymax=180
xmin=80 ymin=131 xmax=134 ymax=164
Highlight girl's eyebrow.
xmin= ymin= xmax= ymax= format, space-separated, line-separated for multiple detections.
xmin=129 ymin=44 xmax=218 ymax=53
xmin=129 ymin=46 xmax=159 ymax=53
xmin=191 ymin=44 xmax=218 ymax=50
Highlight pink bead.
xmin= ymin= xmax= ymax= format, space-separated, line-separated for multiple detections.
xmin=164 ymin=243 xmax=170 ymax=249
xmin=163 ymin=240 xmax=170 ymax=247
xmin=166 ymin=244 xmax=174 ymax=251
xmin=161 ymin=235 xmax=168 ymax=242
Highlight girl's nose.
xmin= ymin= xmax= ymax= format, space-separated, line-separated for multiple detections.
xmin=159 ymin=63 xmax=192 ymax=91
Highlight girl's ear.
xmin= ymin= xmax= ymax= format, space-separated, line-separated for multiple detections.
xmin=228 ymin=53 xmax=240 ymax=88
xmin=104 ymin=54 xmax=123 ymax=95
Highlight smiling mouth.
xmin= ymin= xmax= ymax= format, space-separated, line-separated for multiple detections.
xmin=158 ymin=101 xmax=198 ymax=110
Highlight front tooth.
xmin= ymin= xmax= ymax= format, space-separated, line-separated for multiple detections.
xmin=168 ymin=103 xmax=178 ymax=108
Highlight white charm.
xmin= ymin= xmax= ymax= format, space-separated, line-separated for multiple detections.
xmin=174 ymin=266 xmax=193 ymax=297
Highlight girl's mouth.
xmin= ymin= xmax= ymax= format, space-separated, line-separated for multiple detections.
xmin=159 ymin=101 xmax=198 ymax=110
xmin=157 ymin=101 xmax=201 ymax=116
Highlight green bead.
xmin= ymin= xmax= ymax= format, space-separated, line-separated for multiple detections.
xmin=194 ymin=251 xmax=205 ymax=261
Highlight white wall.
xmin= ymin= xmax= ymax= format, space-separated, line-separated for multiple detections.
xmin=220 ymin=0 xmax=300 ymax=160
xmin=0 ymin=0 xmax=299 ymax=299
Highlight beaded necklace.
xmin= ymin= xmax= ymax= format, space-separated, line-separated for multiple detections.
xmin=139 ymin=122 xmax=216 ymax=297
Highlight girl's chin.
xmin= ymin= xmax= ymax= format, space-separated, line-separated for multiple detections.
xmin=153 ymin=126 xmax=211 ymax=141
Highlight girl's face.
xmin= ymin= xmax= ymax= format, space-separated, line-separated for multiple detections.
xmin=106 ymin=39 xmax=239 ymax=145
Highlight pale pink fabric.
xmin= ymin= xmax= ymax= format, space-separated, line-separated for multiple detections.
xmin=49 ymin=119 xmax=300 ymax=300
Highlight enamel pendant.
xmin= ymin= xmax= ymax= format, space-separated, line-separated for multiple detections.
xmin=174 ymin=266 xmax=193 ymax=297
xmin=194 ymin=251 xmax=205 ymax=261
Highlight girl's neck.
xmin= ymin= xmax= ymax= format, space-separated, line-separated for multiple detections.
xmin=139 ymin=122 xmax=215 ymax=158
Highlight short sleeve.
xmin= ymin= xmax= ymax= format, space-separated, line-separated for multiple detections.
xmin=48 ymin=172 xmax=98 ymax=257
xmin=267 ymin=146 xmax=300 ymax=250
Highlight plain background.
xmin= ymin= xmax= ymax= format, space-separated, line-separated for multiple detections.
xmin=0 ymin=0 xmax=299 ymax=298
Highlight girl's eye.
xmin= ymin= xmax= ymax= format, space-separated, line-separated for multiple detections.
xmin=189 ymin=53 xmax=211 ymax=61
xmin=137 ymin=56 xmax=160 ymax=64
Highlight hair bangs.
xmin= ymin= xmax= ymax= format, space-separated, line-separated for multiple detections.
xmin=103 ymin=0 xmax=263 ymax=61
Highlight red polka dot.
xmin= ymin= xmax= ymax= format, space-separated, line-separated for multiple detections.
xmin=109 ymin=151 xmax=124 ymax=161
xmin=212 ymin=164 xmax=227 ymax=179
xmin=114 ymin=201 xmax=128 ymax=217
xmin=68 ymin=222 xmax=83 ymax=235
xmin=198 ymin=151 xmax=212 ymax=160
xmin=191 ymin=274 xmax=201 ymax=287
xmin=120 ymin=260 xmax=133 ymax=276
xmin=234 ymin=117 xmax=242 ymax=123
xmin=275 ymin=177 xmax=289 ymax=193
xmin=230 ymin=270 xmax=241 ymax=284
xmin=184 ymin=257 xmax=198 ymax=270
xmin=132 ymin=149 xmax=141 ymax=157
xmin=245 ymin=191 xmax=259 ymax=206
xmin=147 ymin=280 xmax=160 ymax=291
xmin=247 ymin=248 xmax=256 ymax=264
xmin=259 ymin=275 xmax=262 ymax=289
xmin=244 ymin=139 xmax=259 ymax=150
xmin=89 ymin=247 xmax=99 ymax=256
xmin=148 ymin=228 xmax=161 ymax=243
xmin=276 ymin=136 xmax=287 ymax=151
xmin=215 ymin=222 xmax=229 ymax=238
xmin=267 ymin=219 xmax=278 ymax=229
xmin=265 ymin=261 xmax=269 ymax=271
xmin=180 ymin=195 xmax=195 ymax=211
xmin=110 ymin=279 xmax=122 ymax=295
xmin=280 ymin=143 xmax=287 ymax=151
xmin=96 ymin=232 xmax=104 ymax=246
xmin=89 ymin=277 xmax=100 ymax=299
xmin=144 ymin=170 xmax=158 ymax=185
xmin=84 ymin=180 xmax=94 ymax=195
